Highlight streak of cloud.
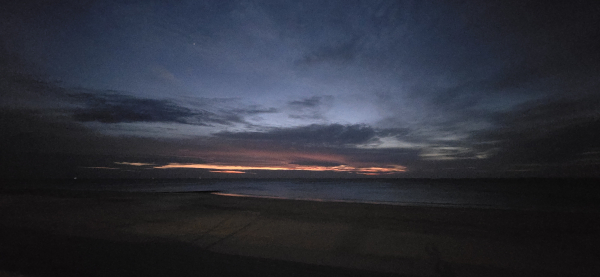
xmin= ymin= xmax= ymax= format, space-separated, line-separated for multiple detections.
xmin=155 ymin=162 xmax=405 ymax=176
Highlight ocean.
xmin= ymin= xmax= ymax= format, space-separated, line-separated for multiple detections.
xmin=8 ymin=178 xmax=600 ymax=212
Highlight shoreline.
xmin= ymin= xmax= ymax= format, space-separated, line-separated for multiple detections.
xmin=6 ymin=186 xmax=599 ymax=212
xmin=210 ymin=191 xmax=600 ymax=213
xmin=6 ymin=177 xmax=600 ymax=213
xmin=1 ymin=189 xmax=599 ymax=276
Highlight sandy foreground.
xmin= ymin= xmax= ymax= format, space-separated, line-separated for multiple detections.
xmin=0 ymin=189 xmax=599 ymax=277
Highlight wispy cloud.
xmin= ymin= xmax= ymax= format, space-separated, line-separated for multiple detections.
xmin=215 ymin=123 xmax=377 ymax=146
xmin=69 ymin=92 xmax=233 ymax=126
xmin=286 ymin=96 xmax=333 ymax=120
xmin=288 ymin=96 xmax=330 ymax=108
xmin=114 ymin=162 xmax=156 ymax=167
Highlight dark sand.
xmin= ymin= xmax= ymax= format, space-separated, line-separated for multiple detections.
xmin=1 ymin=189 xmax=599 ymax=276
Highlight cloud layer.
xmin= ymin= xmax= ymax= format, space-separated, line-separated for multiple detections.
xmin=1 ymin=0 xmax=599 ymax=178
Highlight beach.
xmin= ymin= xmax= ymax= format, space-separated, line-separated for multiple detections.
xmin=1 ymin=189 xmax=599 ymax=276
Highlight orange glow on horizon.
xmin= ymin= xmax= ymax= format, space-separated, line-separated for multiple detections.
xmin=155 ymin=163 xmax=406 ymax=175
xmin=178 ymin=148 xmax=350 ymax=167
xmin=115 ymin=162 xmax=155 ymax=166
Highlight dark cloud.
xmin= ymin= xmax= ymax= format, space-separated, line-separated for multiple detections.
xmin=398 ymin=1 xmax=600 ymax=111
xmin=65 ymin=90 xmax=285 ymax=127
xmin=505 ymin=120 xmax=600 ymax=165
xmin=69 ymin=92 xmax=203 ymax=124
xmin=0 ymin=73 xmax=244 ymax=127
xmin=336 ymin=147 xmax=422 ymax=166
xmin=215 ymin=124 xmax=377 ymax=146
xmin=289 ymin=160 xmax=345 ymax=167
xmin=1 ymin=109 xmax=79 ymax=154
xmin=475 ymin=94 xmax=600 ymax=167
xmin=286 ymin=96 xmax=333 ymax=120
xmin=288 ymin=96 xmax=327 ymax=108
xmin=502 ymin=96 xmax=600 ymax=131
xmin=0 ymin=105 xmax=216 ymax=178
xmin=0 ymin=65 xmax=249 ymax=127
xmin=230 ymin=106 xmax=278 ymax=115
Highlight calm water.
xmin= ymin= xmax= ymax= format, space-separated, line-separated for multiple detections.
xmin=10 ymin=178 xmax=600 ymax=212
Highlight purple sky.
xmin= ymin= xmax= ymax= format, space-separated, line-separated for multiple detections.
xmin=1 ymin=0 xmax=599 ymax=178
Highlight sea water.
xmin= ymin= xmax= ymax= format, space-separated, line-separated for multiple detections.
xmin=10 ymin=178 xmax=600 ymax=212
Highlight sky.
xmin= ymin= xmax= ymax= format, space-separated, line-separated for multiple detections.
xmin=1 ymin=0 xmax=599 ymax=178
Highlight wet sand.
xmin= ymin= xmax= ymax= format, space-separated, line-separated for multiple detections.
xmin=1 ymin=189 xmax=599 ymax=276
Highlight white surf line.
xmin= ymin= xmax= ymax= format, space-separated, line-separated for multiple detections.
xmin=210 ymin=192 xmax=505 ymax=210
